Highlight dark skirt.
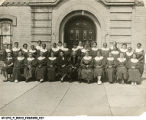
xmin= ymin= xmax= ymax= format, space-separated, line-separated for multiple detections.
xmin=35 ymin=67 xmax=47 ymax=80
xmin=128 ymin=68 xmax=141 ymax=83
xmin=94 ymin=67 xmax=103 ymax=78
xmin=116 ymin=67 xmax=128 ymax=80
xmin=106 ymin=67 xmax=115 ymax=83
xmin=24 ymin=67 xmax=36 ymax=80
xmin=80 ymin=68 xmax=93 ymax=81
xmin=3 ymin=66 xmax=13 ymax=74
xmin=47 ymin=67 xmax=56 ymax=81
xmin=13 ymin=68 xmax=24 ymax=80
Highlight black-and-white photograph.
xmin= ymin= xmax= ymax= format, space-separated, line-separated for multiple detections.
xmin=0 ymin=0 xmax=146 ymax=116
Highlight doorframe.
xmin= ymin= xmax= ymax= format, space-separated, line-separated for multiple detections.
xmin=59 ymin=10 xmax=102 ymax=47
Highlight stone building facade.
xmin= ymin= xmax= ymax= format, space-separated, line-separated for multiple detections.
xmin=0 ymin=0 xmax=146 ymax=50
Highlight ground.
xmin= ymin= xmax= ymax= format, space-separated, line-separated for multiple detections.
xmin=0 ymin=72 xmax=146 ymax=116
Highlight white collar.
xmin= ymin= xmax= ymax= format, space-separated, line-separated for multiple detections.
xmin=49 ymin=57 xmax=56 ymax=61
xmin=40 ymin=48 xmax=47 ymax=53
xmin=95 ymin=56 xmax=103 ymax=61
xmin=62 ymin=47 xmax=69 ymax=51
xmin=117 ymin=58 xmax=126 ymax=62
xmin=17 ymin=57 xmax=24 ymax=61
xmin=38 ymin=56 xmax=45 ymax=60
xmin=111 ymin=50 xmax=119 ymax=55
xmin=107 ymin=57 xmax=114 ymax=61
xmin=131 ymin=58 xmax=139 ymax=63
xmin=7 ymin=57 xmax=12 ymax=60
xmin=58 ymin=46 xmax=63 ymax=50
xmin=36 ymin=46 xmax=42 ymax=50
xmin=126 ymin=52 xmax=133 ymax=56
xmin=72 ymin=48 xmax=78 ymax=51
xmin=6 ymin=49 xmax=11 ymax=53
xmin=83 ymin=56 xmax=92 ymax=60
xmin=101 ymin=47 xmax=110 ymax=51
xmin=29 ymin=49 xmax=36 ymax=53
xmin=52 ymin=47 xmax=59 ymax=52
xmin=120 ymin=48 xmax=127 ymax=53
xmin=22 ymin=48 xmax=28 ymax=52
xmin=77 ymin=46 xmax=83 ymax=50
xmin=27 ymin=57 xmax=35 ymax=61
xmin=91 ymin=47 xmax=98 ymax=51
xmin=81 ymin=49 xmax=89 ymax=53
xmin=135 ymin=48 xmax=143 ymax=53
xmin=12 ymin=47 xmax=20 ymax=52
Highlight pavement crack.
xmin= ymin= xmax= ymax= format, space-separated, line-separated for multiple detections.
xmin=50 ymin=83 xmax=72 ymax=115
xmin=0 ymin=83 xmax=41 ymax=110
xmin=103 ymin=83 xmax=113 ymax=116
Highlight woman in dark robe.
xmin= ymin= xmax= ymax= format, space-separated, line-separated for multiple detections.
xmin=22 ymin=43 xmax=28 ymax=58
xmin=29 ymin=45 xmax=37 ymax=58
xmin=106 ymin=53 xmax=116 ymax=83
xmin=35 ymin=52 xmax=47 ymax=82
xmin=13 ymin=51 xmax=25 ymax=83
xmin=101 ymin=43 xmax=110 ymax=59
xmin=119 ymin=43 xmax=128 ymax=56
xmin=116 ymin=53 xmax=128 ymax=84
xmin=3 ymin=52 xmax=13 ymax=82
xmin=111 ymin=45 xmax=120 ymax=60
xmin=12 ymin=42 xmax=21 ymax=59
xmin=24 ymin=53 xmax=37 ymax=82
xmin=127 ymin=53 xmax=141 ymax=85
xmin=90 ymin=42 xmax=99 ymax=58
xmin=40 ymin=43 xmax=49 ymax=58
xmin=57 ymin=51 xmax=69 ymax=82
xmin=47 ymin=52 xmax=57 ymax=81
xmin=80 ymin=51 xmax=93 ymax=83
xmin=126 ymin=47 xmax=133 ymax=61
xmin=62 ymin=43 xmax=70 ymax=62
xmin=134 ymin=43 xmax=145 ymax=77
xmin=93 ymin=51 xmax=106 ymax=85
xmin=51 ymin=43 xmax=59 ymax=57
xmin=68 ymin=51 xmax=80 ymax=82
xmin=3 ymin=44 xmax=12 ymax=61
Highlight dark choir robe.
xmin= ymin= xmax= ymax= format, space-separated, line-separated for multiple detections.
xmin=40 ymin=48 xmax=49 ymax=58
xmin=101 ymin=48 xmax=110 ymax=58
xmin=61 ymin=47 xmax=71 ymax=61
xmin=69 ymin=55 xmax=80 ymax=80
xmin=24 ymin=57 xmax=37 ymax=81
xmin=3 ymin=49 xmax=12 ymax=61
xmin=135 ymin=48 xmax=145 ymax=76
xmin=12 ymin=47 xmax=21 ymax=59
xmin=72 ymin=48 xmax=82 ymax=62
xmin=57 ymin=56 xmax=69 ymax=78
xmin=90 ymin=47 xmax=99 ymax=58
xmin=29 ymin=49 xmax=37 ymax=58
xmin=127 ymin=59 xmax=141 ymax=83
xmin=120 ymin=48 xmax=128 ymax=57
xmin=80 ymin=56 xmax=93 ymax=82
xmin=51 ymin=47 xmax=59 ymax=57
xmin=116 ymin=58 xmax=128 ymax=81
xmin=111 ymin=50 xmax=120 ymax=60
xmin=13 ymin=56 xmax=25 ymax=80
xmin=22 ymin=48 xmax=28 ymax=58
xmin=47 ymin=57 xmax=57 ymax=81
xmin=3 ymin=57 xmax=13 ymax=74
xmin=93 ymin=56 xmax=106 ymax=78
xmin=105 ymin=57 xmax=116 ymax=83
xmin=35 ymin=56 xmax=47 ymax=81
xmin=125 ymin=51 xmax=133 ymax=61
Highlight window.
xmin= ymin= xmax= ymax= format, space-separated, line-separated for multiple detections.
xmin=0 ymin=20 xmax=12 ymax=50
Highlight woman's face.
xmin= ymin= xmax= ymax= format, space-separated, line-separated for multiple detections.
xmin=137 ymin=43 xmax=141 ymax=48
xmin=60 ymin=52 xmax=64 ymax=57
xmin=31 ymin=45 xmax=35 ymax=49
xmin=14 ymin=43 xmax=18 ymax=48
xmin=51 ymin=52 xmax=54 ymax=57
xmin=7 ymin=53 xmax=11 ymax=57
xmin=29 ymin=53 xmax=33 ymax=58
xmin=128 ymin=47 xmax=132 ymax=52
xmin=103 ymin=43 xmax=107 ymax=48
xmin=18 ymin=52 xmax=23 ymax=56
xmin=42 ymin=44 xmax=46 ymax=49
xmin=53 ymin=43 xmax=56 ymax=48
xmin=93 ymin=42 xmax=97 ymax=48
xmin=97 ymin=52 xmax=101 ymax=57
xmin=23 ymin=44 xmax=27 ymax=49
xmin=78 ymin=41 xmax=82 ymax=46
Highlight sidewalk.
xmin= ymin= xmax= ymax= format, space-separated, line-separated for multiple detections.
xmin=0 ymin=74 xmax=145 ymax=116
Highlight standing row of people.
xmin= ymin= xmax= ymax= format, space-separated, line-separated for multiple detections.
xmin=2 ymin=41 xmax=145 ymax=85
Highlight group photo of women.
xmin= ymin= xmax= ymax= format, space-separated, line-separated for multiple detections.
xmin=1 ymin=40 xmax=145 ymax=85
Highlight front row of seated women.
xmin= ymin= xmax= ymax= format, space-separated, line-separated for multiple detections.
xmin=2 ymin=47 xmax=143 ymax=85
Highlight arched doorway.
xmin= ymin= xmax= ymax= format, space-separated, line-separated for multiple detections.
xmin=64 ymin=16 xmax=96 ymax=48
